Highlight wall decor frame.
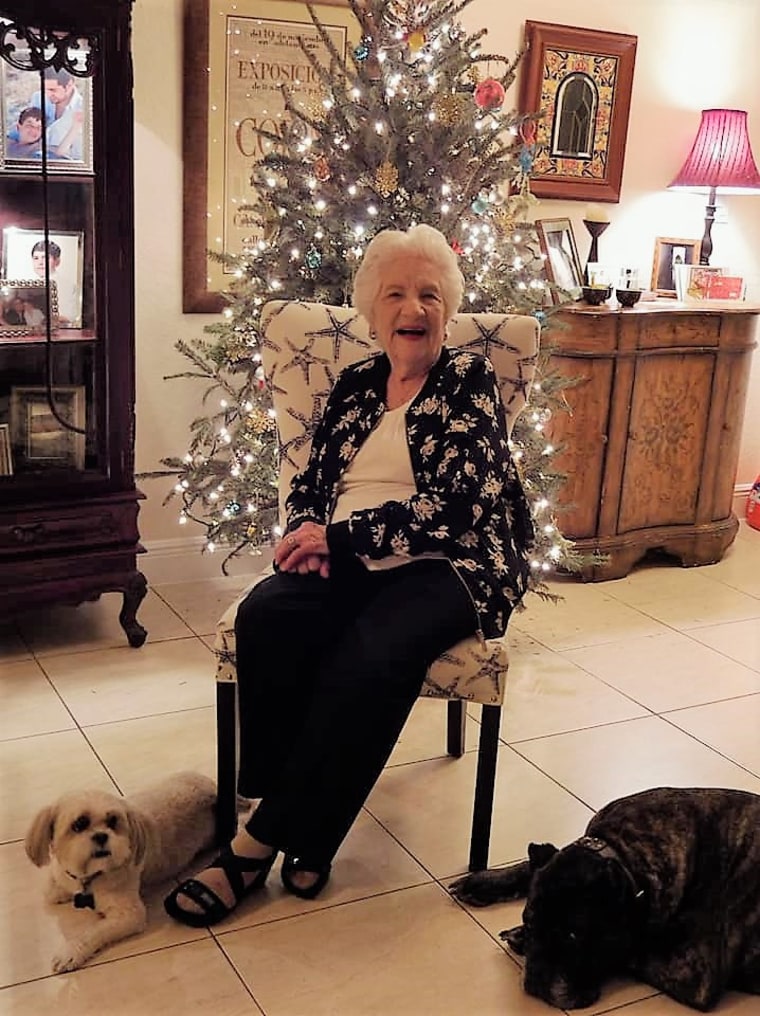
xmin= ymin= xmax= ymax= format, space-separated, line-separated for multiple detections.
xmin=0 ymin=58 xmax=93 ymax=174
xmin=9 ymin=384 xmax=86 ymax=470
xmin=183 ymin=0 xmax=357 ymax=312
xmin=535 ymin=217 xmax=584 ymax=301
xmin=650 ymin=236 xmax=700 ymax=298
xmin=519 ymin=21 xmax=637 ymax=203
xmin=0 ymin=279 xmax=59 ymax=338
xmin=0 ymin=423 xmax=12 ymax=476
xmin=2 ymin=228 xmax=84 ymax=327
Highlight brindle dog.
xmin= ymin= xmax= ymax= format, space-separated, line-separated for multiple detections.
xmin=450 ymin=787 xmax=760 ymax=1011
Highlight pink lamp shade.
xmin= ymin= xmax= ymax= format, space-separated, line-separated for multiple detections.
xmin=669 ymin=109 xmax=760 ymax=264
xmin=669 ymin=109 xmax=760 ymax=193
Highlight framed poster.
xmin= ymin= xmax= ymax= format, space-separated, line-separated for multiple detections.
xmin=519 ymin=21 xmax=637 ymax=202
xmin=2 ymin=228 xmax=84 ymax=327
xmin=183 ymin=0 xmax=357 ymax=312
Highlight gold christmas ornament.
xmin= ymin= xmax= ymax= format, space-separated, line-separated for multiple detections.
xmin=305 ymin=93 xmax=328 ymax=123
xmin=406 ymin=29 xmax=426 ymax=56
xmin=374 ymin=160 xmax=399 ymax=197
xmin=433 ymin=93 xmax=465 ymax=126
xmin=467 ymin=64 xmax=481 ymax=86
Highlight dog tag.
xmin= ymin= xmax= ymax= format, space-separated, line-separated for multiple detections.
xmin=74 ymin=892 xmax=95 ymax=909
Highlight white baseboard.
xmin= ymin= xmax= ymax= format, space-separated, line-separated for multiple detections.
xmin=141 ymin=484 xmax=754 ymax=585
xmin=733 ymin=483 xmax=751 ymax=518
xmin=140 ymin=535 xmax=273 ymax=585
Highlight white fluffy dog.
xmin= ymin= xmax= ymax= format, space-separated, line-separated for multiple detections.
xmin=25 ymin=771 xmax=216 ymax=973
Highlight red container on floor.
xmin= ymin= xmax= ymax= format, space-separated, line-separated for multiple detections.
xmin=748 ymin=475 xmax=760 ymax=531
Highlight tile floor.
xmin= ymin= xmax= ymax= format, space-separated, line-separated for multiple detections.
xmin=2 ymin=523 xmax=760 ymax=1015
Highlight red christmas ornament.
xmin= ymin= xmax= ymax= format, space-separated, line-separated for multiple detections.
xmin=474 ymin=78 xmax=506 ymax=111
xmin=450 ymin=239 xmax=464 ymax=255
xmin=314 ymin=156 xmax=331 ymax=182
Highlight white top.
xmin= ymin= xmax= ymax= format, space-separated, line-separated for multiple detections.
xmin=331 ymin=400 xmax=445 ymax=571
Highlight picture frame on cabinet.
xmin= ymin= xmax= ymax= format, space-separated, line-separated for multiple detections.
xmin=0 ymin=279 xmax=59 ymax=338
xmin=650 ymin=236 xmax=700 ymax=297
xmin=535 ymin=217 xmax=584 ymax=301
xmin=0 ymin=423 xmax=12 ymax=476
xmin=518 ymin=21 xmax=638 ymax=202
xmin=2 ymin=228 xmax=83 ymax=327
xmin=182 ymin=0 xmax=358 ymax=312
xmin=10 ymin=385 xmax=85 ymax=471
xmin=0 ymin=58 xmax=93 ymax=174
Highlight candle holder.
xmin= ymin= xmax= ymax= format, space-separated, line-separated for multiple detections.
xmin=582 ymin=218 xmax=610 ymax=284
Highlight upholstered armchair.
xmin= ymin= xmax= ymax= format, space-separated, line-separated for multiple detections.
xmin=214 ymin=300 xmax=540 ymax=872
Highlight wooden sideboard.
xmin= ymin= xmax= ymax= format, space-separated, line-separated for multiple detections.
xmin=548 ymin=301 xmax=758 ymax=580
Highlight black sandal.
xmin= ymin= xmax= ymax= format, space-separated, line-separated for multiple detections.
xmin=280 ymin=855 xmax=332 ymax=900
xmin=164 ymin=846 xmax=276 ymax=927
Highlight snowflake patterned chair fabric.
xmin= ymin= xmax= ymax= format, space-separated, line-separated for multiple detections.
xmin=214 ymin=301 xmax=540 ymax=871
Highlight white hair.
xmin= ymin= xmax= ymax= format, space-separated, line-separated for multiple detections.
xmin=352 ymin=224 xmax=465 ymax=326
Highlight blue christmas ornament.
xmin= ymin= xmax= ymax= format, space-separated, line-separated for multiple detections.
xmin=354 ymin=38 xmax=370 ymax=61
xmin=471 ymin=195 xmax=489 ymax=215
xmin=519 ymin=144 xmax=535 ymax=173
xmin=533 ymin=310 xmax=546 ymax=323
xmin=226 ymin=501 xmax=242 ymax=516
xmin=305 ymin=245 xmax=323 ymax=269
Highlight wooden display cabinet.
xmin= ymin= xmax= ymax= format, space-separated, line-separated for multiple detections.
xmin=548 ymin=302 xmax=758 ymax=580
xmin=0 ymin=0 xmax=147 ymax=645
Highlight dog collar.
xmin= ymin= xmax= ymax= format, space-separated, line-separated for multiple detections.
xmin=576 ymin=836 xmax=646 ymax=903
xmin=65 ymin=870 xmax=103 ymax=910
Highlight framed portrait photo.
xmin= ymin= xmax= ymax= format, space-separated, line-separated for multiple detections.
xmin=183 ymin=0 xmax=359 ymax=311
xmin=650 ymin=237 xmax=700 ymax=298
xmin=519 ymin=21 xmax=637 ymax=202
xmin=0 ymin=278 xmax=58 ymax=338
xmin=2 ymin=228 xmax=83 ymax=327
xmin=0 ymin=58 xmax=93 ymax=174
xmin=535 ymin=217 xmax=584 ymax=301
xmin=10 ymin=385 xmax=86 ymax=471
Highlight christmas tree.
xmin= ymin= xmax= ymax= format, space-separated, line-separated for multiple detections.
xmin=162 ymin=0 xmax=583 ymax=594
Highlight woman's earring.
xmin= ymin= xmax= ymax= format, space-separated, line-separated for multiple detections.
xmin=370 ymin=329 xmax=377 ymax=341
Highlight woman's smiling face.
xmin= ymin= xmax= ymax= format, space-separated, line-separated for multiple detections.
xmin=372 ymin=254 xmax=447 ymax=374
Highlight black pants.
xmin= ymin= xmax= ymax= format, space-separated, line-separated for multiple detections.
xmin=235 ymin=555 xmax=477 ymax=866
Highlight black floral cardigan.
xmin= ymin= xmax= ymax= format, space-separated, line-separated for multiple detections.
xmin=285 ymin=346 xmax=534 ymax=638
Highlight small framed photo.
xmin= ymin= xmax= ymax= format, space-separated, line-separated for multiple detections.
xmin=0 ymin=279 xmax=58 ymax=338
xmin=2 ymin=228 xmax=83 ymax=327
xmin=1 ymin=58 xmax=93 ymax=174
xmin=535 ymin=217 xmax=584 ymax=301
xmin=10 ymin=385 xmax=86 ymax=471
xmin=0 ymin=423 xmax=13 ymax=476
xmin=650 ymin=237 xmax=700 ymax=298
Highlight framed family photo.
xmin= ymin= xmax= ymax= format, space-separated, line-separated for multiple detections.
xmin=650 ymin=237 xmax=700 ymax=297
xmin=2 ymin=228 xmax=83 ymax=327
xmin=9 ymin=385 xmax=86 ymax=471
xmin=519 ymin=22 xmax=638 ymax=202
xmin=0 ymin=278 xmax=58 ymax=338
xmin=535 ymin=217 xmax=584 ymax=301
xmin=0 ymin=57 xmax=93 ymax=173
xmin=183 ymin=0 xmax=358 ymax=311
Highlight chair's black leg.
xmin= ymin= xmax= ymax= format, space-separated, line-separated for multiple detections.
xmin=447 ymin=699 xmax=466 ymax=756
xmin=216 ymin=680 xmax=238 ymax=846
xmin=469 ymin=703 xmax=502 ymax=872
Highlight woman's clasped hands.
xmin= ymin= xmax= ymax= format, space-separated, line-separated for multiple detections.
xmin=274 ymin=521 xmax=330 ymax=577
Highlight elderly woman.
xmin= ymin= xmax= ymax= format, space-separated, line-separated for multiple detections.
xmin=165 ymin=224 xmax=534 ymax=927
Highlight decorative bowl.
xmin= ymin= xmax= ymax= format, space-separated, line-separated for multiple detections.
xmin=581 ymin=285 xmax=611 ymax=306
xmin=615 ymin=288 xmax=643 ymax=308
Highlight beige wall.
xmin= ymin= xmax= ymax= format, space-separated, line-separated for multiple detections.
xmin=132 ymin=0 xmax=760 ymax=554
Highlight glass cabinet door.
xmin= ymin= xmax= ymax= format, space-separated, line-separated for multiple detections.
xmin=0 ymin=17 xmax=99 ymax=484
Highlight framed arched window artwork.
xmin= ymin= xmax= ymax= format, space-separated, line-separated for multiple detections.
xmin=519 ymin=22 xmax=637 ymax=202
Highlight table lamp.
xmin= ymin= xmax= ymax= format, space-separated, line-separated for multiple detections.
xmin=668 ymin=109 xmax=760 ymax=264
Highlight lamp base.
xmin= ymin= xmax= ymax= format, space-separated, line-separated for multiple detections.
xmin=699 ymin=185 xmax=717 ymax=265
